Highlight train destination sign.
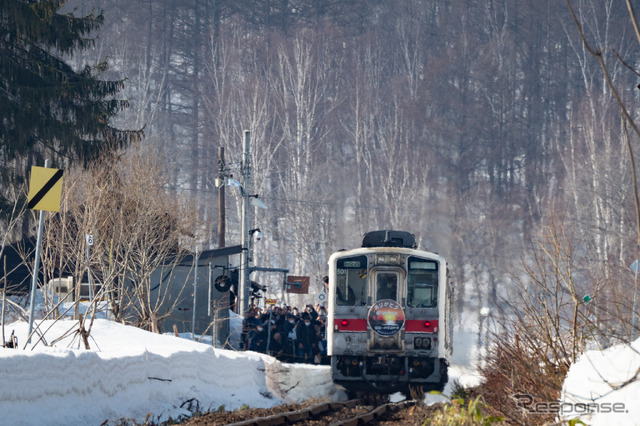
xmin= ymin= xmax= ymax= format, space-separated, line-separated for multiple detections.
xmin=367 ymin=299 xmax=405 ymax=336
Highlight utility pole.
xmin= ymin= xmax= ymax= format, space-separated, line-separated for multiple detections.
xmin=217 ymin=146 xmax=225 ymax=248
xmin=239 ymin=130 xmax=251 ymax=317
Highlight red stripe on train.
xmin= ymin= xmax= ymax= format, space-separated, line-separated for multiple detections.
xmin=334 ymin=319 xmax=438 ymax=332
xmin=405 ymin=319 xmax=439 ymax=332
xmin=334 ymin=318 xmax=368 ymax=331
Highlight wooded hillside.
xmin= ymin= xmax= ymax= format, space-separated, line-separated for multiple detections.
xmin=52 ymin=0 xmax=640 ymax=315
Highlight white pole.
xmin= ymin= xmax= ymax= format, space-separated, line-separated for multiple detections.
xmin=27 ymin=159 xmax=50 ymax=344
xmin=86 ymin=234 xmax=93 ymax=300
xmin=192 ymin=248 xmax=199 ymax=340
xmin=208 ymin=262 xmax=212 ymax=317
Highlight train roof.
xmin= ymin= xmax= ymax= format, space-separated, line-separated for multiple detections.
xmin=361 ymin=230 xmax=416 ymax=248
xmin=328 ymin=231 xmax=446 ymax=265
xmin=329 ymin=246 xmax=443 ymax=259
xmin=328 ymin=245 xmax=446 ymax=268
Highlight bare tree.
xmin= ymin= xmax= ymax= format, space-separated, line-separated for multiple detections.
xmin=565 ymin=0 xmax=640 ymax=251
xmin=265 ymin=25 xmax=343 ymax=276
xmin=36 ymin=147 xmax=202 ymax=347
xmin=99 ymin=148 xmax=203 ymax=333
xmin=481 ymin=214 xmax=610 ymax=423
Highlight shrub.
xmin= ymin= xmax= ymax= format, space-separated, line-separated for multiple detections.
xmin=423 ymin=396 xmax=503 ymax=426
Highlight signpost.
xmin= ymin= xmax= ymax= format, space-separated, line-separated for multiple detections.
xmin=315 ymin=291 xmax=327 ymax=306
xmin=27 ymin=166 xmax=63 ymax=212
xmin=85 ymin=234 xmax=94 ymax=300
xmin=27 ymin=161 xmax=63 ymax=343
xmin=286 ymin=276 xmax=310 ymax=294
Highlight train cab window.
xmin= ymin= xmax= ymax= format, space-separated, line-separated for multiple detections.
xmin=407 ymin=258 xmax=438 ymax=308
xmin=335 ymin=256 xmax=367 ymax=306
xmin=376 ymin=272 xmax=398 ymax=301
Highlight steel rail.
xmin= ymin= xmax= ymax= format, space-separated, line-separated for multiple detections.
xmin=225 ymin=399 xmax=416 ymax=426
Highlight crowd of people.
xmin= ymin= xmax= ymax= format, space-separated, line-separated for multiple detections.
xmin=240 ymin=302 xmax=329 ymax=364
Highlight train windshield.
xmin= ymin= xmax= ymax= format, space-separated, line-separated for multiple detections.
xmin=376 ymin=272 xmax=398 ymax=301
xmin=335 ymin=255 xmax=367 ymax=306
xmin=407 ymin=257 xmax=438 ymax=308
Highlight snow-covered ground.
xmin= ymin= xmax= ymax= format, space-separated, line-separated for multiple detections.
xmin=561 ymin=339 xmax=640 ymax=425
xmin=1 ymin=318 xmax=340 ymax=425
xmin=0 ymin=317 xmax=477 ymax=425
xmin=2 ymin=301 xmax=636 ymax=425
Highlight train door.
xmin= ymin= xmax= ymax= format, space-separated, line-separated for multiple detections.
xmin=367 ymin=269 xmax=405 ymax=351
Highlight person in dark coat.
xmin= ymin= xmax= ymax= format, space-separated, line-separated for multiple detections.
xmin=281 ymin=314 xmax=297 ymax=362
xmin=249 ymin=322 xmax=268 ymax=353
xmin=314 ymin=318 xmax=328 ymax=364
xmin=295 ymin=313 xmax=318 ymax=363
xmin=304 ymin=304 xmax=318 ymax=325
xmin=269 ymin=331 xmax=285 ymax=360
xmin=241 ymin=308 xmax=261 ymax=350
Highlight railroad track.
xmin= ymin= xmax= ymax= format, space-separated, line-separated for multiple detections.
xmin=225 ymin=398 xmax=417 ymax=426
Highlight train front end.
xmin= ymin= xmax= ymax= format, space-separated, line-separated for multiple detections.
xmin=327 ymin=230 xmax=452 ymax=394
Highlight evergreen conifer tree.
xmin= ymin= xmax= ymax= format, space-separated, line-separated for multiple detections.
xmin=0 ymin=0 xmax=142 ymax=216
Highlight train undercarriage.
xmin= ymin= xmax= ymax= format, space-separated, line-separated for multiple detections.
xmin=331 ymin=354 xmax=448 ymax=394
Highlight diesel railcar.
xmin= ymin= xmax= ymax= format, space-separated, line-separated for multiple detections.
xmin=327 ymin=230 xmax=452 ymax=393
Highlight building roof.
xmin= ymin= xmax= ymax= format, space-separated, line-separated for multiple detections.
xmin=176 ymin=245 xmax=242 ymax=267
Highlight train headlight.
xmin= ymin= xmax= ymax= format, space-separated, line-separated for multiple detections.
xmin=376 ymin=254 xmax=400 ymax=265
xmin=413 ymin=337 xmax=432 ymax=350
xmin=341 ymin=320 xmax=349 ymax=327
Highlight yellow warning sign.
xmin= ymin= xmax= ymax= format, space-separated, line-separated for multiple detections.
xmin=27 ymin=166 xmax=63 ymax=212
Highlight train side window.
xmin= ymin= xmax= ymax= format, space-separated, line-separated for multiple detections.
xmin=407 ymin=258 xmax=438 ymax=308
xmin=336 ymin=256 xmax=367 ymax=306
xmin=376 ymin=272 xmax=398 ymax=301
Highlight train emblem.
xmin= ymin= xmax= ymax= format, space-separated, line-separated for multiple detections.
xmin=368 ymin=300 xmax=405 ymax=336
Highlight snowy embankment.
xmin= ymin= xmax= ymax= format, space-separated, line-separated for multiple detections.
xmin=12 ymin=315 xmax=629 ymax=425
xmin=0 ymin=319 xmax=341 ymax=425
xmin=561 ymin=338 xmax=640 ymax=425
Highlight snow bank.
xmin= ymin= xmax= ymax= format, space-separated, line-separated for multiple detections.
xmin=0 ymin=319 xmax=342 ymax=425
xmin=561 ymin=339 xmax=640 ymax=425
